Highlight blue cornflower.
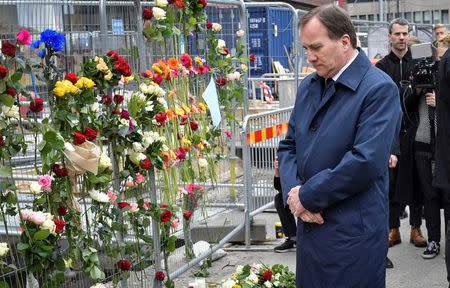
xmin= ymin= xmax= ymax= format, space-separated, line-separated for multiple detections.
xmin=30 ymin=40 xmax=41 ymax=50
xmin=37 ymin=48 xmax=46 ymax=58
xmin=40 ymin=29 xmax=65 ymax=52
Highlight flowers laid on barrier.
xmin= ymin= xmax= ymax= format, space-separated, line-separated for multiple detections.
xmin=221 ymin=263 xmax=296 ymax=288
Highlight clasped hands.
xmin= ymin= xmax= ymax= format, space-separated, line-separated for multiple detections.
xmin=287 ymin=186 xmax=324 ymax=225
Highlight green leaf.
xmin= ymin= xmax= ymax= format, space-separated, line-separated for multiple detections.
xmin=33 ymin=229 xmax=50 ymax=241
xmin=0 ymin=281 xmax=10 ymax=288
xmin=34 ymin=195 xmax=47 ymax=205
xmin=37 ymin=140 xmax=47 ymax=151
xmin=172 ymin=26 xmax=181 ymax=36
xmin=43 ymin=131 xmax=58 ymax=143
xmin=0 ymin=166 xmax=12 ymax=177
xmin=167 ymin=235 xmax=177 ymax=252
xmin=0 ymin=81 xmax=6 ymax=94
xmin=0 ymin=94 xmax=14 ymax=107
xmin=90 ymin=265 xmax=105 ymax=280
xmin=11 ymin=71 xmax=23 ymax=82
xmin=189 ymin=17 xmax=197 ymax=25
xmin=5 ymin=192 xmax=17 ymax=204
xmin=16 ymin=242 xmax=30 ymax=251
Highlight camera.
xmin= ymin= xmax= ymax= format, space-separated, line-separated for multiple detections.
xmin=410 ymin=42 xmax=438 ymax=90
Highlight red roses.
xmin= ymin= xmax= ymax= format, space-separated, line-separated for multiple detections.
xmin=117 ymin=260 xmax=131 ymax=271
xmin=215 ymin=77 xmax=227 ymax=86
xmin=52 ymin=164 xmax=68 ymax=178
xmin=83 ymin=127 xmax=97 ymax=141
xmin=141 ymin=158 xmax=152 ymax=170
xmin=118 ymin=202 xmax=131 ymax=209
xmin=0 ymin=65 xmax=8 ymax=79
xmin=101 ymin=94 xmax=112 ymax=106
xmin=155 ymin=112 xmax=167 ymax=126
xmin=73 ymin=133 xmax=87 ymax=145
xmin=262 ymin=269 xmax=272 ymax=281
xmin=142 ymin=8 xmax=153 ymax=20
xmin=1 ymin=42 xmax=16 ymax=58
xmin=52 ymin=219 xmax=65 ymax=233
xmin=189 ymin=121 xmax=198 ymax=131
xmin=29 ymin=98 xmax=44 ymax=113
xmin=183 ymin=210 xmax=193 ymax=220
xmin=155 ymin=271 xmax=165 ymax=281
xmin=249 ymin=54 xmax=255 ymax=62
xmin=65 ymin=73 xmax=79 ymax=85
xmin=160 ymin=210 xmax=172 ymax=222
xmin=114 ymin=94 xmax=124 ymax=105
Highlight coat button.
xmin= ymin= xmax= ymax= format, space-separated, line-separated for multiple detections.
xmin=311 ymin=124 xmax=317 ymax=131
xmin=304 ymin=223 xmax=312 ymax=232
xmin=301 ymin=177 xmax=306 ymax=184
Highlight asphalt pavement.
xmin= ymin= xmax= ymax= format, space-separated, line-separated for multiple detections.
xmin=174 ymin=208 xmax=449 ymax=288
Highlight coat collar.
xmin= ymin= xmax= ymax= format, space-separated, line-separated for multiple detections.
xmin=308 ymin=48 xmax=372 ymax=92
xmin=386 ymin=49 xmax=413 ymax=63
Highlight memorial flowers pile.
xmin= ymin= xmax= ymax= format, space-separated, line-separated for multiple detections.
xmin=221 ymin=263 xmax=296 ymax=288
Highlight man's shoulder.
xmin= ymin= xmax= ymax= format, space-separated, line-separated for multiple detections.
xmin=363 ymin=64 xmax=397 ymax=89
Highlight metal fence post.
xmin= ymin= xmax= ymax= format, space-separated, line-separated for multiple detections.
xmin=99 ymin=0 xmax=108 ymax=56
xmin=133 ymin=0 xmax=148 ymax=72
xmin=240 ymin=120 xmax=253 ymax=248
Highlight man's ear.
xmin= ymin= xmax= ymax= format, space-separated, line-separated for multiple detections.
xmin=340 ymin=34 xmax=351 ymax=49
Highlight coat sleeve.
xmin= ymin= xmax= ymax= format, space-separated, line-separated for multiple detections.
xmin=277 ymin=93 xmax=301 ymax=205
xmin=299 ymin=79 xmax=402 ymax=213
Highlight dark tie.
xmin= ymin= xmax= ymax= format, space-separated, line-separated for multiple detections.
xmin=322 ymin=78 xmax=334 ymax=99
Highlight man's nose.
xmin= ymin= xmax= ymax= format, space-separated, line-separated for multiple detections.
xmin=307 ymin=51 xmax=317 ymax=62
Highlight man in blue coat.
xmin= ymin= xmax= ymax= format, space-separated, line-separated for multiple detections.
xmin=278 ymin=5 xmax=402 ymax=288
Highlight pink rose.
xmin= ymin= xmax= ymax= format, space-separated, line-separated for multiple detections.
xmin=136 ymin=174 xmax=145 ymax=184
xmin=107 ymin=190 xmax=117 ymax=203
xmin=16 ymin=30 xmax=31 ymax=45
xmin=171 ymin=219 xmax=179 ymax=228
xmin=29 ymin=211 xmax=46 ymax=225
xmin=20 ymin=209 xmax=34 ymax=221
xmin=38 ymin=175 xmax=54 ymax=193
xmin=129 ymin=203 xmax=139 ymax=213
xmin=143 ymin=202 xmax=151 ymax=211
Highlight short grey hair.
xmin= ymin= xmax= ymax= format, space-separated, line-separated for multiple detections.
xmin=389 ymin=18 xmax=410 ymax=34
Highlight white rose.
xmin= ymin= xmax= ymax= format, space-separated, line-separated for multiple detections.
xmin=221 ymin=279 xmax=236 ymax=288
xmin=264 ymin=281 xmax=273 ymax=288
xmin=152 ymin=7 xmax=166 ymax=20
xmin=40 ymin=218 xmax=56 ymax=235
xmin=104 ymin=217 xmax=112 ymax=227
xmin=145 ymin=104 xmax=154 ymax=112
xmin=273 ymin=273 xmax=281 ymax=281
xmin=147 ymin=84 xmax=156 ymax=95
xmin=91 ymin=102 xmax=99 ymax=113
xmin=198 ymin=158 xmax=208 ymax=168
xmin=248 ymin=273 xmax=259 ymax=284
xmin=132 ymin=142 xmax=145 ymax=153
xmin=89 ymin=190 xmax=110 ymax=203
xmin=4 ymin=105 xmax=19 ymax=119
xmin=236 ymin=265 xmax=244 ymax=275
xmin=158 ymin=97 xmax=168 ymax=110
xmin=217 ymin=39 xmax=226 ymax=49
xmin=236 ymin=29 xmax=245 ymax=37
xmin=156 ymin=86 xmax=166 ymax=97
xmin=139 ymin=83 xmax=149 ymax=94
xmin=212 ymin=23 xmax=222 ymax=32
xmin=90 ymin=283 xmax=106 ymax=288
xmin=162 ymin=144 xmax=169 ymax=151
xmin=129 ymin=152 xmax=146 ymax=165
xmin=155 ymin=0 xmax=168 ymax=7
xmin=0 ymin=242 xmax=9 ymax=258
xmin=30 ymin=182 xmax=42 ymax=194
xmin=240 ymin=64 xmax=248 ymax=71
xmin=99 ymin=153 xmax=112 ymax=169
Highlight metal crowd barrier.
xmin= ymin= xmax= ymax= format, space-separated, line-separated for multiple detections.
xmin=240 ymin=106 xmax=293 ymax=248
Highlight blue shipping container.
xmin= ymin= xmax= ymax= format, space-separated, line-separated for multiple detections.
xmin=247 ymin=7 xmax=294 ymax=78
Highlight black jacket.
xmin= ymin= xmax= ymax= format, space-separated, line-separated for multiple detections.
xmin=435 ymin=49 xmax=450 ymax=190
xmin=376 ymin=49 xmax=422 ymax=205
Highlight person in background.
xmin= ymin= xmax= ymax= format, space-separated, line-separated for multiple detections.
xmin=375 ymin=18 xmax=427 ymax=269
xmin=435 ymin=33 xmax=450 ymax=286
xmin=407 ymin=36 xmax=421 ymax=47
xmin=273 ymin=155 xmax=297 ymax=252
xmin=278 ymin=5 xmax=401 ymax=287
xmin=434 ymin=24 xmax=447 ymax=46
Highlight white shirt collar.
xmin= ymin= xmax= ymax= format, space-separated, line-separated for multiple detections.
xmin=332 ymin=49 xmax=359 ymax=82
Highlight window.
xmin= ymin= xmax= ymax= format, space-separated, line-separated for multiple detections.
xmin=433 ymin=10 xmax=440 ymax=23
xmin=443 ymin=10 xmax=449 ymax=24
xmin=351 ymin=15 xmax=358 ymax=20
xmin=368 ymin=14 xmax=374 ymax=21
xmin=404 ymin=12 xmax=412 ymax=23
xmin=423 ymin=11 xmax=430 ymax=24
xmin=359 ymin=15 xmax=367 ymax=20
xmin=387 ymin=13 xmax=394 ymax=22
xmin=414 ymin=11 xmax=421 ymax=23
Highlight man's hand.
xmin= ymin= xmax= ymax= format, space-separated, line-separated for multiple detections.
xmin=287 ymin=186 xmax=324 ymax=224
xmin=388 ymin=154 xmax=398 ymax=168
xmin=425 ymin=92 xmax=435 ymax=107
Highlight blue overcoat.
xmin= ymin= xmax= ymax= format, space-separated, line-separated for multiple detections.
xmin=278 ymin=50 xmax=402 ymax=288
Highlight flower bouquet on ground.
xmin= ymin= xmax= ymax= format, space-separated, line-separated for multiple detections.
xmin=220 ymin=263 xmax=295 ymax=288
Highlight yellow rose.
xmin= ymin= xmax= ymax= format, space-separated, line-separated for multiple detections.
xmin=175 ymin=107 xmax=185 ymax=116
xmin=183 ymin=105 xmax=191 ymax=114
xmin=53 ymin=87 xmax=66 ymax=97
xmin=182 ymin=138 xmax=191 ymax=145
xmin=104 ymin=72 xmax=113 ymax=80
